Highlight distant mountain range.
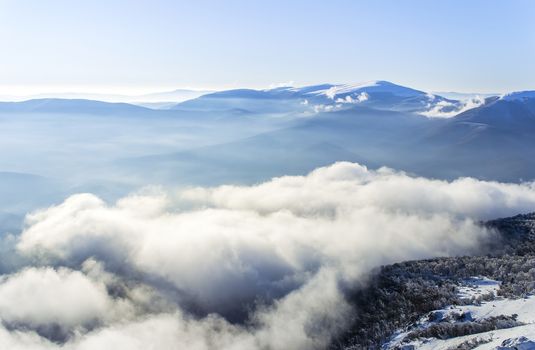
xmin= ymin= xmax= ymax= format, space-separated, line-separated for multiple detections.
xmin=0 ymin=98 xmax=151 ymax=114
xmin=121 ymin=82 xmax=535 ymax=183
xmin=0 ymin=88 xmax=213 ymax=106
xmin=1 ymin=81 xmax=534 ymax=185
xmin=173 ymin=80 xmax=466 ymax=116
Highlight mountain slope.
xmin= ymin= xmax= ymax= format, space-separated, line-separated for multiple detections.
xmin=453 ymin=96 xmax=535 ymax=131
xmin=0 ymin=98 xmax=152 ymax=114
xmin=334 ymin=212 xmax=535 ymax=349
xmin=119 ymin=106 xmax=432 ymax=185
xmin=414 ymin=95 xmax=535 ymax=181
xmin=125 ymin=91 xmax=535 ymax=184
xmin=173 ymin=81 xmax=462 ymax=115
xmin=3 ymin=85 xmax=534 ymax=188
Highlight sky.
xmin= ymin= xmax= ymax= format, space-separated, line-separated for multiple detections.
xmin=0 ymin=0 xmax=534 ymax=95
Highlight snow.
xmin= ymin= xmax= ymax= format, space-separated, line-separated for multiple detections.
xmin=285 ymin=81 xmax=424 ymax=100
xmin=384 ymin=277 xmax=535 ymax=350
xmin=317 ymin=81 xmax=424 ymax=99
xmin=498 ymin=336 xmax=535 ymax=350
xmin=413 ymin=324 xmax=535 ymax=350
xmin=317 ymin=81 xmax=382 ymax=99
xmin=457 ymin=276 xmax=500 ymax=299
xmin=500 ymin=91 xmax=535 ymax=101
xmin=457 ymin=294 xmax=535 ymax=324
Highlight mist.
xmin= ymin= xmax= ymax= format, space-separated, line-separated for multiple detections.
xmin=0 ymin=162 xmax=534 ymax=348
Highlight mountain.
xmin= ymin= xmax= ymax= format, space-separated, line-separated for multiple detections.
xmin=0 ymin=97 xmax=302 ymax=128
xmin=173 ymin=87 xmax=311 ymax=114
xmin=412 ymin=94 xmax=535 ymax=180
xmin=134 ymin=89 xmax=213 ymax=103
xmin=124 ymin=89 xmax=535 ymax=184
xmin=453 ymin=95 xmax=535 ymax=131
xmin=173 ymin=80 xmax=463 ymax=115
xmin=0 ymin=171 xmax=66 ymax=215
xmin=0 ymin=89 xmax=213 ymax=104
xmin=501 ymin=90 xmax=535 ymax=102
xmin=432 ymin=91 xmax=498 ymax=101
xmin=119 ymin=106 xmax=433 ymax=185
xmin=0 ymin=98 xmax=152 ymax=115
xmin=2 ymin=84 xmax=534 ymax=188
xmin=336 ymin=212 xmax=535 ymax=349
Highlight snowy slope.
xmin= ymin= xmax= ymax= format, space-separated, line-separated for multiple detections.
xmin=174 ymin=81 xmax=466 ymax=115
xmin=298 ymin=80 xmax=424 ymax=99
xmin=415 ymin=325 xmax=535 ymax=350
xmin=501 ymin=91 xmax=535 ymax=101
xmin=385 ymin=278 xmax=535 ymax=350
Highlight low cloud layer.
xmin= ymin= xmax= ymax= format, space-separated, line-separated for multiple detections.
xmin=2 ymin=162 xmax=535 ymax=349
xmin=421 ymin=96 xmax=485 ymax=118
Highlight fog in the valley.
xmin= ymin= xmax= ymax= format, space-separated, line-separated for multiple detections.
xmin=0 ymin=162 xmax=534 ymax=348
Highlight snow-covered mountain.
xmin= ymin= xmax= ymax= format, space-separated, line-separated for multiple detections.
xmin=501 ymin=91 xmax=535 ymax=101
xmin=0 ymin=81 xmax=487 ymax=117
xmin=127 ymin=88 xmax=535 ymax=184
xmin=174 ymin=80 xmax=465 ymax=116
xmin=2 ymin=83 xmax=534 ymax=184
xmin=386 ymin=278 xmax=535 ymax=349
xmin=1 ymin=84 xmax=534 ymax=194
xmin=464 ymin=94 xmax=535 ymax=132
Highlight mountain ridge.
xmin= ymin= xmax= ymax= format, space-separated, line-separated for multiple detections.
xmin=172 ymin=80 xmax=464 ymax=115
xmin=0 ymin=98 xmax=152 ymax=114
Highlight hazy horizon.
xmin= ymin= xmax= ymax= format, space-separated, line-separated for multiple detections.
xmin=0 ymin=80 xmax=507 ymax=103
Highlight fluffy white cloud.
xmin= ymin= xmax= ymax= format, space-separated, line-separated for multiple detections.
xmin=313 ymin=103 xmax=340 ymax=113
xmin=70 ymin=313 xmax=256 ymax=350
xmin=0 ymin=267 xmax=111 ymax=328
xmin=336 ymin=92 xmax=369 ymax=104
xmin=181 ymin=163 xmax=535 ymax=220
xmin=421 ymin=96 xmax=485 ymax=118
xmin=0 ymin=273 xmax=350 ymax=350
xmin=3 ymin=162 xmax=535 ymax=348
xmin=0 ymin=326 xmax=57 ymax=350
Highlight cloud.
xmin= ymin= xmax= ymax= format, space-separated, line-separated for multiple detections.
xmin=0 ymin=267 xmax=110 ymax=329
xmin=421 ymin=96 xmax=485 ymax=118
xmin=2 ymin=162 xmax=535 ymax=348
xmin=313 ymin=103 xmax=339 ymax=113
xmin=324 ymin=87 xmax=339 ymax=99
xmin=0 ymin=261 xmax=172 ymax=342
xmin=181 ymin=163 xmax=535 ymax=220
xmin=335 ymin=92 xmax=369 ymax=104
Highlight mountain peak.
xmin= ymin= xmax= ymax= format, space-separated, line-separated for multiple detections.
xmin=291 ymin=80 xmax=425 ymax=100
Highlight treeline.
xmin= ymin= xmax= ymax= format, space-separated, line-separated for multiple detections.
xmin=333 ymin=213 xmax=535 ymax=349
xmin=406 ymin=314 xmax=522 ymax=342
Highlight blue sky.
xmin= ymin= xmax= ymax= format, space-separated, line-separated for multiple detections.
xmin=0 ymin=0 xmax=534 ymax=94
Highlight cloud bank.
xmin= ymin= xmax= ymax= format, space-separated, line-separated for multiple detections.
xmin=421 ymin=96 xmax=485 ymax=118
xmin=2 ymin=162 xmax=535 ymax=349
